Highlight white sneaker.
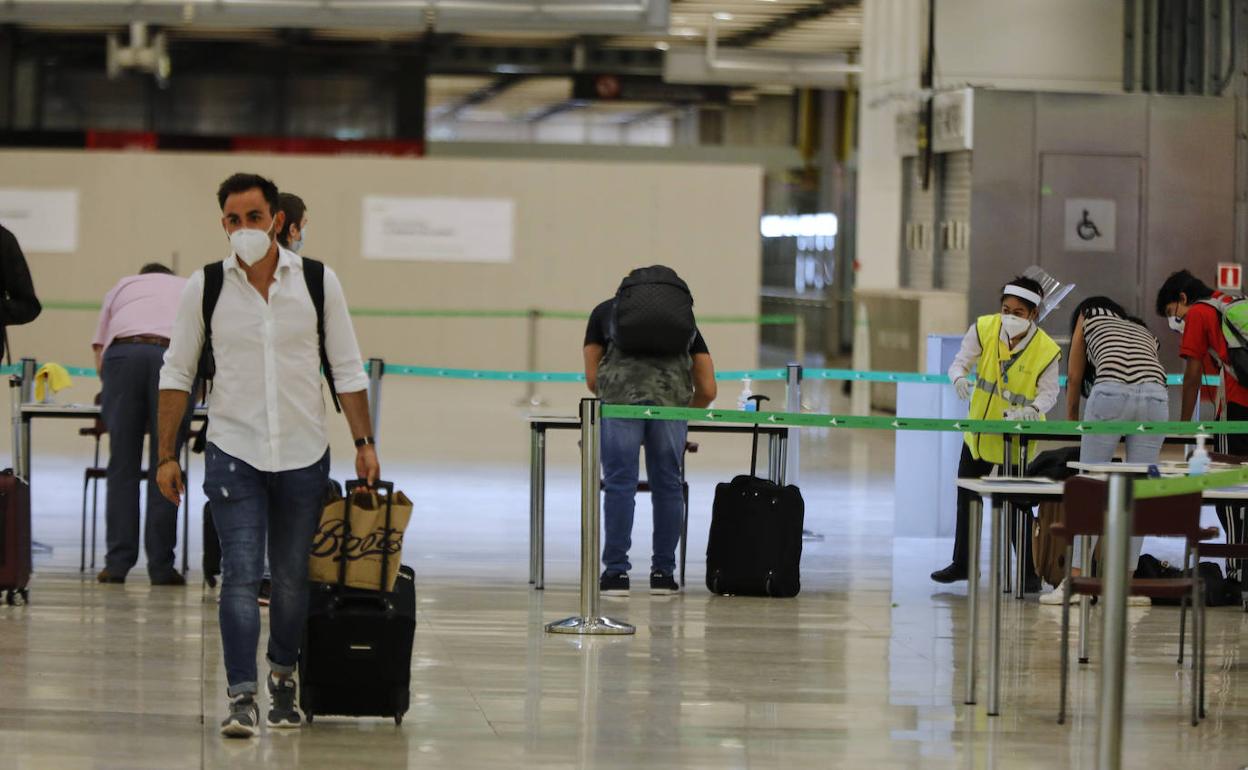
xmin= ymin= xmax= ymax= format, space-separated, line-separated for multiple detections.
xmin=1038 ymin=580 xmax=1067 ymax=605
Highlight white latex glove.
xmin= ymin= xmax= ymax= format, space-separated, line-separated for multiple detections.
xmin=1010 ymin=406 xmax=1040 ymax=422
xmin=954 ymin=377 xmax=973 ymax=401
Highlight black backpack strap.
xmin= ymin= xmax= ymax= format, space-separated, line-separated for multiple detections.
xmin=197 ymin=262 xmax=225 ymax=392
xmin=301 ymin=258 xmax=341 ymax=413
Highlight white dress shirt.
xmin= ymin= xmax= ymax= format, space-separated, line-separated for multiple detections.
xmin=160 ymin=247 xmax=368 ymax=472
xmin=947 ymin=320 xmax=1060 ymax=414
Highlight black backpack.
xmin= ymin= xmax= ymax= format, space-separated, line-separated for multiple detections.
xmin=198 ymin=257 xmax=340 ymax=413
xmin=609 ymin=266 xmax=696 ymax=356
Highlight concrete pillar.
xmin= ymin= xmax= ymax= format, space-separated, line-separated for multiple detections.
xmin=856 ymin=0 xmax=1126 ymax=293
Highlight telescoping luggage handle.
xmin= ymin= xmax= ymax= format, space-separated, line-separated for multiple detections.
xmin=335 ymin=479 xmax=396 ymax=611
xmin=747 ymin=394 xmax=769 ymax=477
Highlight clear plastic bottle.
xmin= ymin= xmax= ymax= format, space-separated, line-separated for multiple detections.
xmin=1188 ymin=434 xmax=1211 ymax=476
xmin=738 ymin=378 xmax=756 ymax=411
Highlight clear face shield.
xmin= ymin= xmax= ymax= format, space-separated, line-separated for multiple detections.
xmin=1022 ymin=265 xmax=1075 ymax=323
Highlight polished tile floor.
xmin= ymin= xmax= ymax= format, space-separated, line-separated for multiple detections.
xmin=2 ymin=418 xmax=1247 ymax=769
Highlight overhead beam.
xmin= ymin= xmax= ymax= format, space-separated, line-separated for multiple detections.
xmin=724 ymin=0 xmax=859 ymax=48
xmin=4 ymin=30 xmax=663 ymax=77
xmin=525 ymin=99 xmax=587 ymax=123
xmin=435 ymin=74 xmax=527 ymax=120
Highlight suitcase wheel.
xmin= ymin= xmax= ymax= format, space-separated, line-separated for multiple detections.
xmin=306 ymin=712 xmax=314 ymax=724
xmin=394 ymin=714 xmax=403 ymax=726
xmin=5 ymin=589 xmax=28 ymax=606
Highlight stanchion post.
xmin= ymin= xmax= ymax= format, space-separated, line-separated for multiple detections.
xmin=18 ymin=358 xmax=34 ymax=480
xmin=517 ymin=309 xmax=547 ymax=408
xmin=366 ymin=357 xmax=384 ymax=443
xmin=794 ymin=315 xmax=807 ymax=365
xmin=784 ymin=363 xmax=802 ymax=486
xmin=546 ymin=399 xmax=634 ymax=635
xmin=1097 ymin=472 xmax=1131 ymax=770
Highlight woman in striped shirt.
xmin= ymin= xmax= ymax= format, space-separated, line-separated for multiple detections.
xmin=1040 ymin=296 xmax=1169 ymax=604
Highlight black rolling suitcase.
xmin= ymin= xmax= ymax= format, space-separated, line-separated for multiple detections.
xmin=300 ymin=480 xmax=415 ymax=725
xmin=0 ymin=469 xmax=32 ymax=605
xmin=705 ymin=395 xmax=804 ymax=597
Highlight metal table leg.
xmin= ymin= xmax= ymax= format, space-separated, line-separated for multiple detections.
xmin=530 ymin=427 xmax=547 ymax=590
xmin=965 ymin=496 xmax=983 ymax=705
xmin=988 ymin=497 xmax=1004 ymax=716
xmin=1015 ymin=505 xmax=1026 ymax=599
xmin=1079 ymin=534 xmax=1092 ymax=664
xmin=529 ymin=425 xmax=539 ymax=585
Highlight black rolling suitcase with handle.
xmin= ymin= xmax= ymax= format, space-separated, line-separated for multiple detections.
xmin=705 ymin=395 xmax=804 ymax=597
xmin=299 ymin=480 xmax=415 ymax=725
xmin=0 ymin=469 xmax=32 ymax=605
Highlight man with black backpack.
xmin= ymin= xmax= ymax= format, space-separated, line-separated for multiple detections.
xmin=154 ymin=173 xmax=378 ymax=739
xmin=583 ymin=266 xmax=717 ymax=596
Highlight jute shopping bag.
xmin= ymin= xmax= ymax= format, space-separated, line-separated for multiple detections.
xmin=308 ymin=482 xmax=413 ymax=592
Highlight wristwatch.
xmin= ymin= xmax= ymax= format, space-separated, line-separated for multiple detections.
xmin=354 ymin=436 xmax=376 ymax=448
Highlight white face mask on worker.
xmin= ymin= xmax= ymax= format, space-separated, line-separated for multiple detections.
xmin=1000 ymin=314 xmax=1031 ymax=338
xmin=1168 ymin=315 xmax=1186 ymax=334
xmin=229 ymin=222 xmax=274 ymax=266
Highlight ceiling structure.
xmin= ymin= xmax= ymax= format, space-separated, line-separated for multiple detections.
xmin=1 ymin=0 xmax=863 ymax=132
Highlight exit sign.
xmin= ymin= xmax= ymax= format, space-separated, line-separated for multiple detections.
xmin=1218 ymin=263 xmax=1242 ymax=292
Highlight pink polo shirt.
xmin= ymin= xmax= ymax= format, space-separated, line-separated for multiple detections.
xmin=92 ymin=274 xmax=189 ymax=349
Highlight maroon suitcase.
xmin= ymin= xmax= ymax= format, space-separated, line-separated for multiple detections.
xmin=0 ymin=469 xmax=32 ymax=605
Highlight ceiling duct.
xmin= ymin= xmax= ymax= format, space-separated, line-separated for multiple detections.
xmin=664 ymin=16 xmax=861 ymax=88
xmin=0 ymin=0 xmax=669 ymax=34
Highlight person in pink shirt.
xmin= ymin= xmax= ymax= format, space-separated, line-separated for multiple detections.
xmin=92 ymin=263 xmax=192 ymax=585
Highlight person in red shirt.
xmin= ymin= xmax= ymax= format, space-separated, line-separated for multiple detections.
xmin=1156 ymin=269 xmax=1248 ymax=560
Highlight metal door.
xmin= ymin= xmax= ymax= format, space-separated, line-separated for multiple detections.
xmin=1038 ymin=154 xmax=1143 ymax=330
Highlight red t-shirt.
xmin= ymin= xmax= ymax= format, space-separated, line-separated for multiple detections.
xmin=1178 ymin=292 xmax=1248 ymax=408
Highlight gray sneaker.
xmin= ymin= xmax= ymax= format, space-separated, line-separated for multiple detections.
xmin=220 ymin=694 xmax=259 ymax=738
xmin=266 ymin=675 xmax=303 ymax=729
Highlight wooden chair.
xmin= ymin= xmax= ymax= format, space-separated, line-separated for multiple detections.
xmin=1051 ymin=476 xmax=1216 ymax=726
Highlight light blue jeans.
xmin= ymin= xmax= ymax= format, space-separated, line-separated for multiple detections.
xmin=601 ymin=418 xmax=688 ymax=576
xmin=1078 ymin=381 xmax=1170 ymax=570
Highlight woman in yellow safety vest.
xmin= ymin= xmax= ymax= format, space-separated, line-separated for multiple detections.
xmin=930 ymin=276 xmax=1062 ymax=589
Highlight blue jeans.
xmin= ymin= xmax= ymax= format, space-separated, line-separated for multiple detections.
xmin=1078 ymin=381 xmax=1170 ymax=569
xmin=204 ymin=443 xmax=330 ymax=696
xmin=601 ymin=418 xmax=687 ymax=576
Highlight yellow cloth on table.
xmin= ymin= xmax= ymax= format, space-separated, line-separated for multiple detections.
xmin=34 ymin=363 xmax=72 ymax=402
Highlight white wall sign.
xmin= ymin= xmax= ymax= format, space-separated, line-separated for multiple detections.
xmin=1063 ymin=198 xmax=1116 ymax=252
xmin=361 ymin=196 xmax=514 ymax=263
xmin=0 ymin=189 xmax=79 ymax=253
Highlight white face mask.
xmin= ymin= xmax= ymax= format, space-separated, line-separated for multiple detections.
xmin=1168 ymin=315 xmax=1186 ymax=334
xmin=290 ymin=237 xmax=304 ymax=254
xmin=229 ymin=220 xmax=275 ymax=266
xmin=1000 ymin=314 xmax=1032 ymax=339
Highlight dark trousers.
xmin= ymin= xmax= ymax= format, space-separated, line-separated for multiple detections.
xmin=1217 ymin=402 xmax=1248 ymax=576
xmin=100 ymin=342 xmax=188 ymax=580
xmin=951 ymin=442 xmax=1035 ymax=576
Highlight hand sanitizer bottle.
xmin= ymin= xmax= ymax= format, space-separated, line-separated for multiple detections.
xmin=738 ymin=378 xmax=755 ymax=411
xmin=1189 ymin=434 xmax=1211 ymax=476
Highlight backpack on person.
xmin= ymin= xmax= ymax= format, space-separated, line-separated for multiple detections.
xmin=0 ymin=225 xmax=43 ymax=362
xmin=198 ymin=257 xmax=340 ymax=412
xmin=1197 ymin=296 xmax=1248 ymax=384
xmin=609 ymin=265 xmax=696 ymax=355
xmin=595 ymin=266 xmax=698 ymax=407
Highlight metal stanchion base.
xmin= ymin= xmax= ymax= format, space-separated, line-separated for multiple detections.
xmin=545 ymin=616 xmax=636 ymax=635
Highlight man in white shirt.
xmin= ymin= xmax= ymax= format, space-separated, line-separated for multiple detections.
xmin=155 ymin=173 xmax=379 ymax=739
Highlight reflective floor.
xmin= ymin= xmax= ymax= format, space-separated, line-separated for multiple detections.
xmin=2 ymin=421 xmax=1247 ymax=769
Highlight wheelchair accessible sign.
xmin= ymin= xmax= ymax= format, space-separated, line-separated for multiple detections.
xmin=1064 ymin=198 xmax=1116 ymax=252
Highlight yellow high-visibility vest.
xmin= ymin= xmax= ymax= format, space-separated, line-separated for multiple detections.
xmin=965 ymin=314 xmax=1061 ymax=466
